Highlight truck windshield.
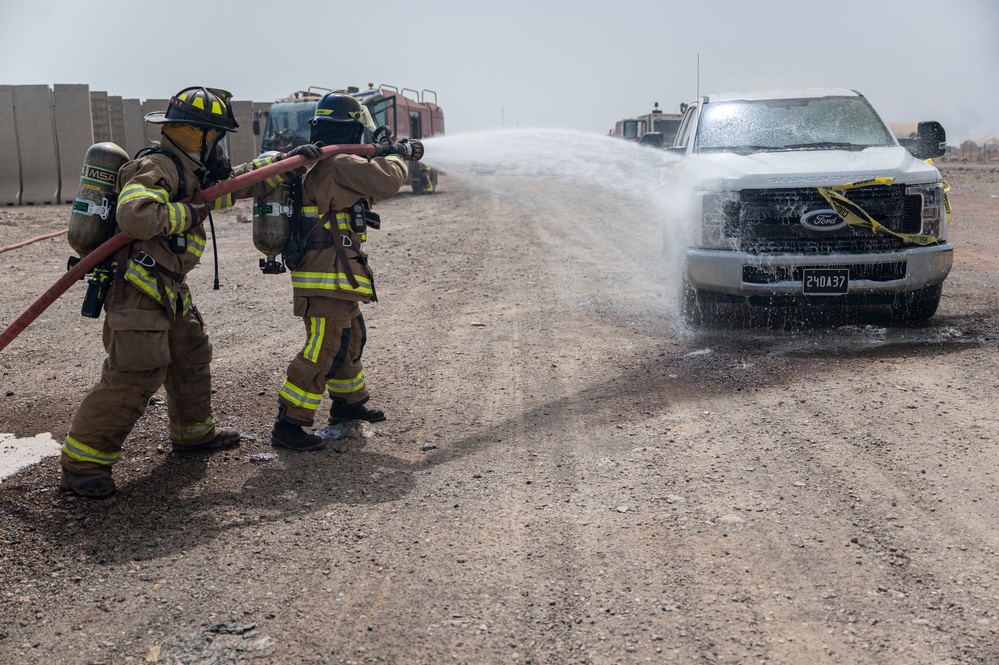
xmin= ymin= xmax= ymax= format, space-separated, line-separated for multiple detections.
xmin=652 ymin=118 xmax=682 ymax=144
xmin=695 ymin=96 xmax=895 ymax=153
xmin=262 ymin=102 xmax=317 ymax=150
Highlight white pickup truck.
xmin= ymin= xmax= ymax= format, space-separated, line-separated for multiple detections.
xmin=665 ymin=88 xmax=951 ymax=323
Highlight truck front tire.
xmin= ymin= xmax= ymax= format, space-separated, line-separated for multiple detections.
xmin=890 ymin=284 xmax=942 ymax=322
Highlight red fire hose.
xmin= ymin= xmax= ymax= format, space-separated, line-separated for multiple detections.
xmin=0 ymin=143 xmax=380 ymax=353
xmin=0 ymin=229 xmax=69 ymax=254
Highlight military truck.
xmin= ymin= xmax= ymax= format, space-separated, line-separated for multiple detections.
xmin=611 ymin=102 xmax=685 ymax=145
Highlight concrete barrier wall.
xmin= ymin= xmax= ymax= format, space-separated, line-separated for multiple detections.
xmin=1 ymin=86 xmax=282 ymax=205
xmin=109 ymin=96 xmax=126 ymax=150
xmin=122 ymin=98 xmax=144 ymax=157
xmin=13 ymin=85 xmax=60 ymax=204
xmin=0 ymin=86 xmax=20 ymax=205
xmin=229 ymin=101 xmax=256 ymax=166
xmin=90 ymin=91 xmax=110 ymax=144
xmin=53 ymin=84 xmax=94 ymax=204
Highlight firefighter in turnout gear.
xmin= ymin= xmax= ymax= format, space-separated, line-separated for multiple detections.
xmin=271 ymin=92 xmax=410 ymax=452
xmin=61 ymin=87 xmax=322 ymax=497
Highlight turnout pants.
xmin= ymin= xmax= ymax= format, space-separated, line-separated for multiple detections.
xmin=279 ymin=299 xmax=369 ymax=426
xmin=61 ymin=285 xmax=217 ymax=474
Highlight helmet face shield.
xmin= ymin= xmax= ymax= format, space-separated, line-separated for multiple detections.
xmin=357 ymin=106 xmax=377 ymax=133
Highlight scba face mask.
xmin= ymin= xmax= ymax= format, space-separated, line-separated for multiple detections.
xmin=204 ymin=140 xmax=233 ymax=182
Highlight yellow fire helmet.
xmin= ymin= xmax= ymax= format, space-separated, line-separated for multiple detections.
xmin=145 ymin=87 xmax=238 ymax=133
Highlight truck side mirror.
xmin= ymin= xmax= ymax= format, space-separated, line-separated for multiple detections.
xmin=913 ymin=121 xmax=946 ymax=159
xmin=252 ymin=119 xmax=260 ymax=136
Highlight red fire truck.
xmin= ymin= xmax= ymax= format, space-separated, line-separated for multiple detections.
xmin=253 ymin=84 xmax=444 ymax=194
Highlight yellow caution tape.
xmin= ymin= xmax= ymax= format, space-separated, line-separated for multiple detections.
xmin=831 ymin=177 xmax=895 ymax=191
xmin=942 ymin=179 xmax=952 ymax=225
xmin=817 ymin=185 xmax=940 ymax=246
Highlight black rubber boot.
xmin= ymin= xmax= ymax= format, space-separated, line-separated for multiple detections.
xmin=60 ymin=468 xmax=116 ymax=498
xmin=172 ymin=427 xmax=242 ymax=453
xmin=329 ymin=400 xmax=386 ymax=424
xmin=271 ymin=419 xmax=326 ymax=452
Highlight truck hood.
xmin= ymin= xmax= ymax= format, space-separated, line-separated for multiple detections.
xmin=672 ymin=146 xmax=941 ymax=191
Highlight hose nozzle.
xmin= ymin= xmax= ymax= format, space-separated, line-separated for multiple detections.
xmin=407 ymin=139 xmax=425 ymax=162
xmin=374 ymin=139 xmax=425 ymax=161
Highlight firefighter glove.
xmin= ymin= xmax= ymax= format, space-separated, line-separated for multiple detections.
xmin=285 ymin=143 xmax=323 ymax=161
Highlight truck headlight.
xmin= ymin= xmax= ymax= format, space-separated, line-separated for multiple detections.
xmin=700 ymin=192 xmax=731 ymax=247
xmin=907 ymin=183 xmax=945 ymax=240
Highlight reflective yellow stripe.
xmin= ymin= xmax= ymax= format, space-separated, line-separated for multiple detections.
xmin=185 ymin=233 xmax=205 ymax=258
xmin=124 ymin=261 xmax=165 ymax=304
xmin=302 ymin=206 xmax=319 ymax=218
xmin=279 ymin=381 xmax=323 ymax=410
xmin=123 ymin=261 xmax=188 ymax=313
xmin=174 ymin=417 xmax=215 ymax=439
xmin=304 ymin=317 xmax=325 ymax=363
xmin=252 ymin=155 xmax=279 ymax=169
xmin=327 ymin=370 xmax=365 ymax=395
xmin=250 ymin=153 xmax=287 ymax=185
xmin=321 ymin=212 xmax=365 ymax=241
xmin=210 ymin=193 xmax=234 ymax=210
xmin=119 ymin=182 xmax=168 ymax=207
xmin=290 ymin=271 xmax=373 ymax=296
xmin=167 ymin=202 xmax=188 ymax=234
xmin=62 ymin=435 xmax=120 ymax=466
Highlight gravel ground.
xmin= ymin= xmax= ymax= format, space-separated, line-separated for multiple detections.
xmin=1 ymin=164 xmax=998 ymax=664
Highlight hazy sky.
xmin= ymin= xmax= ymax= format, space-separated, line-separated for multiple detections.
xmin=1 ymin=0 xmax=996 ymax=143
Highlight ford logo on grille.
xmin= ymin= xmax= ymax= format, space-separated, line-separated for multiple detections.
xmin=801 ymin=209 xmax=846 ymax=231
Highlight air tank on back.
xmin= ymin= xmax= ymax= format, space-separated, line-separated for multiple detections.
xmin=252 ymin=179 xmax=291 ymax=274
xmin=67 ymin=142 xmax=129 ymax=257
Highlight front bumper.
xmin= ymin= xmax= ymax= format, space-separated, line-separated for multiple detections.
xmin=686 ymin=243 xmax=953 ymax=303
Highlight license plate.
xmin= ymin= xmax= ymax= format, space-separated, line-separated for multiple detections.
xmin=802 ymin=268 xmax=849 ymax=295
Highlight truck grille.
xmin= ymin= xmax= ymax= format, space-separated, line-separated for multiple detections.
xmin=726 ymin=186 xmax=922 ymax=254
xmin=743 ymin=262 xmax=907 ymax=284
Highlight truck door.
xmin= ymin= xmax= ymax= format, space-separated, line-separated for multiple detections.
xmin=410 ymin=112 xmax=422 ymax=140
xmin=366 ymin=97 xmax=397 ymax=137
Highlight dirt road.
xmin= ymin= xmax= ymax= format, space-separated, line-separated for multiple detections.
xmin=1 ymin=164 xmax=998 ymax=664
